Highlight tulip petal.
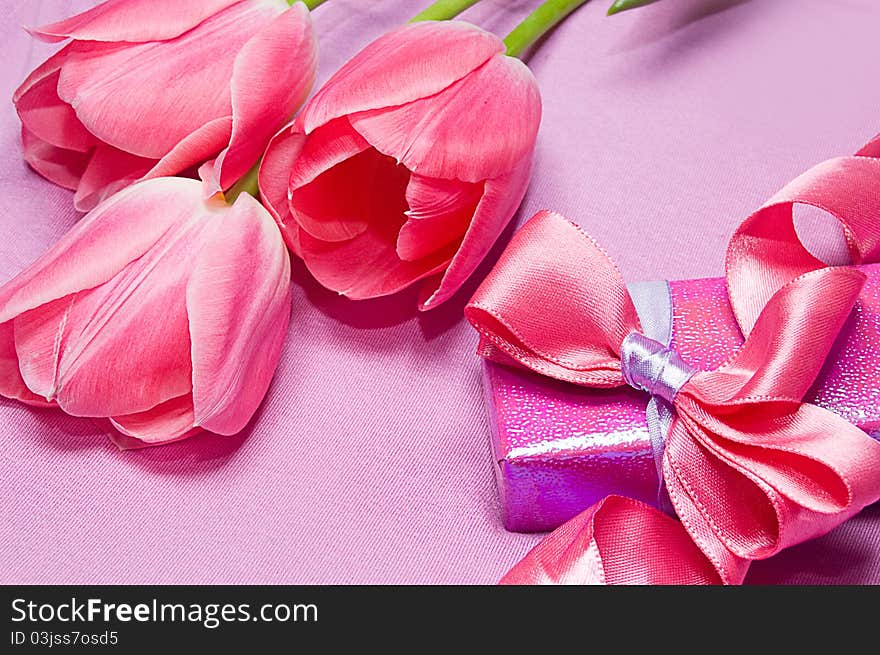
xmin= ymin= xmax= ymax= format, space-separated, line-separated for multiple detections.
xmin=398 ymin=175 xmax=484 ymax=262
xmin=0 ymin=178 xmax=207 ymax=325
xmin=299 ymin=21 xmax=504 ymax=134
xmin=285 ymin=227 xmax=303 ymax=260
xmin=292 ymin=145 xmax=404 ymax=243
xmin=110 ymin=394 xmax=198 ymax=445
xmin=285 ymin=119 xmax=373 ymax=247
xmin=288 ymin=118 xmax=371 ymax=192
xmin=258 ymin=123 xmax=306 ymax=255
xmin=206 ymin=4 xmax=317 ymax=194
xmin=142 ymin=117 xmax=234 ymax=181
xmin=14 ymin=46 xmax=94 ymax=152
xmin=13 ymin=43 xmax=72 ymax=104
xmin=14 ymin=204 xmax=214 ymax=415
xmin=0 ymin=321 xmax=53 ymax=406
xmin=300 ymin=220 xmax=454 ymax=300
xmin=74 ymin=146 xmax=155 ymax=212
xmin=42 ymin=274 xmax=193 ymax=417
xmin=12 ymin=296 xmax=73 ymax=401
xmin=57 ymin=1 xmax=283 ymax=158
xmin=349 ymin=55 xmax=541 ymax=183
xmin=21 ymin=126 xmax=90 ymax=191
xmin=188 ymin=194 xmax=291 ymax=435
xmin=30 ymin=0 xmax=249 ymax=43
xmin=420 ymin=156 xmax=532 ymax=309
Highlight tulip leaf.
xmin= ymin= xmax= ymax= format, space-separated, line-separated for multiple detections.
xmin=607 ymin=0 xmax=661 ymax=15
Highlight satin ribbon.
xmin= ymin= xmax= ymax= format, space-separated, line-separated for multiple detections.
xmin=467 ymin=135 xmax=880 ymax=584
xmin=625 ymin=283 xmax=685 ymax=515
xmin=727 ymin=136 xmax=880 ymax=336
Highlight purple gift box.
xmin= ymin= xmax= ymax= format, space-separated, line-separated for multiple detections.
xmin=482 ymin=264 xmax=880 ymax=533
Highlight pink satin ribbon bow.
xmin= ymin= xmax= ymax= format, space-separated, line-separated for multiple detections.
xmin=465 ymin=135 xmax=880 ymax=584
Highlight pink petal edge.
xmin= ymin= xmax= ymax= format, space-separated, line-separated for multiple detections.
xmin=56 ymin=1 xmax=281 ymax=159
xmin=206 ymin=4 xmax=317 ymax=195
xmin=0 ymin=177 xmax=206 ymax=325
xmin=420 ymin=155 xmax=533 ymax=310
xmin=29 ymin=0 xmax=250 ymax=43
xmin=110 ymin=394 xmax=199 ymax=446
xmin=258 ymin=122 xmax=306 ymax=256
xmin=299 ymin=21 xmax=504 ymax=134
xmin=188 ymin=193 xmax=292 ymax=435
xmin=21 ymin=125 xmax=90 ymax=191
xmin=349 ymin=55 xmax=541 ymax=183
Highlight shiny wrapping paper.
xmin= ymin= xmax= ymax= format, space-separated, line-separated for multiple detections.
xmin=483 ymin=264 xmax=880 ymax=533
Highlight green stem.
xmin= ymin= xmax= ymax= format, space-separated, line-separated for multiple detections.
xmin=503 ymin=0 xmax=591 ymax=58
xmin=410 ymin=0 xmax=482 ymax=22
xmin=297 ymin=0 xmax=330 ymax=11
xmin=607 ymin=0 xmax=659 ymax=15
xmin=225 ymin=160 xmax=261 ymax=204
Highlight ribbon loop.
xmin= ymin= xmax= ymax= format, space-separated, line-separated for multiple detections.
xmin=465 ymin=209 xmax=641 ymax=388
xmin=726 ymin=138 xmax=880 ymax=336
xmin=620 ymin=332 xmax=695 ymax=404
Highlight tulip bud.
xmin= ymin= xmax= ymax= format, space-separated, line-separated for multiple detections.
xmin=15 ymin=0 xmax=317 ymax=212
xmin=259 ymin=21 xmax=541 ymax=310
xmin=0 ymin=178 xmax=292 ymax=447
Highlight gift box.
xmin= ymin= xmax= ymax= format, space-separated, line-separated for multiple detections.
xmin=483 ymin=263 xmax=880 ymax=533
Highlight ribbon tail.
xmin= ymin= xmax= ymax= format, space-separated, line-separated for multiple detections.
xmin=646 ymin=397 xmax=676 ymax=516
xmin=500 ymin=495 xmax=724 ymax=585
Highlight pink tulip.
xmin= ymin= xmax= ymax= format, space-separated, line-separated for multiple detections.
xmin=259 ymin=21 xmax=541 ymax=310
xmin=0 ymin=178 xmax=292 ymax=446
xmin=14 ymin=0 xmax=318 ymax=212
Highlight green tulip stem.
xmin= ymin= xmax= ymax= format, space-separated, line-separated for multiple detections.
xmin=409 ymin=0 xmax=483 ymax=23
xmin=225 ymin=161 xmax=262 ymax=204
xmin=607 ymin=0 xmax=660 ymax=16
xmin=503 ymin=0 xmax=591 ymax=58
xmin=299 ymin=0 xmax=331 ymax=10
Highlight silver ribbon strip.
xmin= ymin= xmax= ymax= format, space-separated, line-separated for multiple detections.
xmin=625 ymin=281 xmax=696 ymax=516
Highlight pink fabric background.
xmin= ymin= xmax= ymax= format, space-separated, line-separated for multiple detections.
xmin=2 ymin=0 xmax=879 ymax=584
